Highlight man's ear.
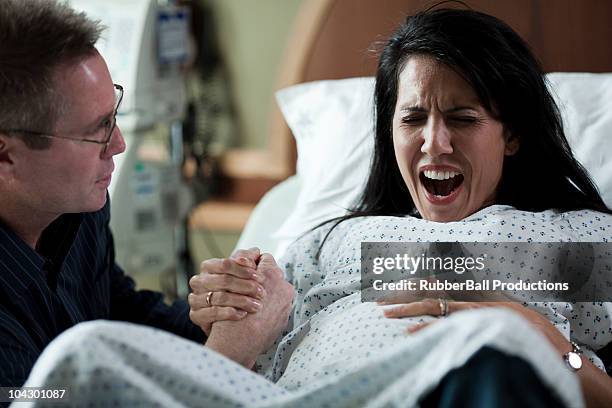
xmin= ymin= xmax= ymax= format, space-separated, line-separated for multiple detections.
xmin=0 ymin=133 xmax=16 ymax=180
xmin=504 ymin=131 xmax=520 ymax=156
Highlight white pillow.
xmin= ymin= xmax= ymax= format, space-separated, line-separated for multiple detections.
xmin=546 ymin=73 xmax=612 ymax=207
xmin=273 ymin=78 xmax=375 ymax=256
xmin=273 ymin=74 xmax=612 ymax=257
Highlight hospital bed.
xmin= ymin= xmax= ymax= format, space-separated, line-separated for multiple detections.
xmin=234 ymin=0 xmax=612 ymax=260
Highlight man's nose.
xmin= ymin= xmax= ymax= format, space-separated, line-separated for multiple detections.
xmin=420 ymin=118 xmax=453 ymax=157
xmin=105 ymin=126 xmax=126 ymax=157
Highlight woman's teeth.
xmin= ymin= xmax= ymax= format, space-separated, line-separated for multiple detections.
xmin=420 ymin=170 xmax=465 ymax=197
xmin=422 ymin=170 xmax=462 ymax=180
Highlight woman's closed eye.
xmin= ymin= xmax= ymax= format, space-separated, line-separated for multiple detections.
xmin=401 ymin=116 xmax=427 ymax=126
xmin=399 ymin=114 xmax=482 ymax=128
xmin=447 ymin=116 xmax=482 ymax=127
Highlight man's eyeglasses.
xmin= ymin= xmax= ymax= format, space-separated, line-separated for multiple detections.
xmin=2 ymin=84 xmax=124 ymax=154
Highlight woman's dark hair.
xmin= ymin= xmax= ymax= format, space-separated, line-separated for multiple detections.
xmin=315 ymin=7 xmax=611 ymax=251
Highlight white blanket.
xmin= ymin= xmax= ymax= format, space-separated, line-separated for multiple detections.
xmin=22 ymin=205 xmax=612 ymax=407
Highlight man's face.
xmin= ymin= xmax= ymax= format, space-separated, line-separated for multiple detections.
xmin=392 ymin=55 xmax=519 ymax=222
xmin=12 ymin=51 xmax=125 ymax=216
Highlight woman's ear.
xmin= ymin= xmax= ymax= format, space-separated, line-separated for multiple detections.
xmin=504 ymin=131 xmax=520 ymax=156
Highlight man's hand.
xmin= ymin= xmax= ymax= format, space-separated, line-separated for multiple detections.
xmin=204 ymin=253 xmax=294 ymax=368
xmin=189 ymin=248 xmax=266 ymax=335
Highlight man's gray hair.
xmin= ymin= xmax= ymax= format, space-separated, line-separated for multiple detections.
xmin=0 ymin=0 xmax=103 ymax=149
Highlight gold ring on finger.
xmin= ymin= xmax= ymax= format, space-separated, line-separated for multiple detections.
xmin=439 ymin=298 xmax=449 ymax=317
xmin=206 ymin=291 xmax=214 ymax=307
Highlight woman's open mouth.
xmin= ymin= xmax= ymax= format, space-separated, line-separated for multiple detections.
xmin=419 ymin=170 xmax=464 ymax=203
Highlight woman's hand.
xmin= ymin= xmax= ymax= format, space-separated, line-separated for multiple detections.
xmin=382 ymin=299 xmax=612 ymax=407
xmin=383 ymin=300 xmax=568 ymax=348
xmin=188 ymin=248 xmax=267 ymax=335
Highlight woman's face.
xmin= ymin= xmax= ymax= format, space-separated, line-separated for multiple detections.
xmin=392 ymin=55 xmax=519 ymax=222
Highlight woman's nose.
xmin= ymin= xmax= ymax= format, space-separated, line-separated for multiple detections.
xmin=420 ymin=119 xmax=453 ymax=157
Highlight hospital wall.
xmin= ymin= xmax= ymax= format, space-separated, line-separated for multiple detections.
xmin=204 ymin=0 xmax=303 ymax=149
xmin=187 ymin=0 xmax=303 ymax=273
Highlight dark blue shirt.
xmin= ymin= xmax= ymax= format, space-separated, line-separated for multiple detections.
xmin=0 ymin=199 xmax=204 ymax=388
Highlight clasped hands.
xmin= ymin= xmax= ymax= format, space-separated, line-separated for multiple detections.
xmin=188 ymin=253 xmax=569 ymax=369
xmin=188 ymin=248 xmax=294 ymax=368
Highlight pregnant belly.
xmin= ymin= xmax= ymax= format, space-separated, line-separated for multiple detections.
xmin=277 ymin=294 xmax=436 ymax=390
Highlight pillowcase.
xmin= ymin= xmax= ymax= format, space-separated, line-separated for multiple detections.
xmin=546 ymin=73 xmax=612 ymax=208
xmin=273 ymin=77 xmax=375 ymax=257
xmin=273 ymin=74 xmax=612 ymax=257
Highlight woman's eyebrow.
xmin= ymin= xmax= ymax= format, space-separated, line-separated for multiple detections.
xmin=399 ymin=105 xmax=427 ymax=113
xmin=444 ymin=106 xmax=479 ymax=113
xmin=398 ymin=105 xmax=479 ymax=113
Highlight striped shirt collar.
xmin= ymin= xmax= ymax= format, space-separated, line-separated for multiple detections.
xmin=0 ymin=213 xmax=82 ymax=295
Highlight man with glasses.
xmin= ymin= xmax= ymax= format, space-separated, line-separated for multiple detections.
xmin=0 ymin=0 xmax=208 ymax=390
xmin=0 ymin=0 xmax=294 ymax=393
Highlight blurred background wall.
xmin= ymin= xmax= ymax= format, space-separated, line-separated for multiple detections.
xmin=204 ymin=0 xmax=302 ymax=149
xmin=187 ymin=0 xmax=302 ymax=271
